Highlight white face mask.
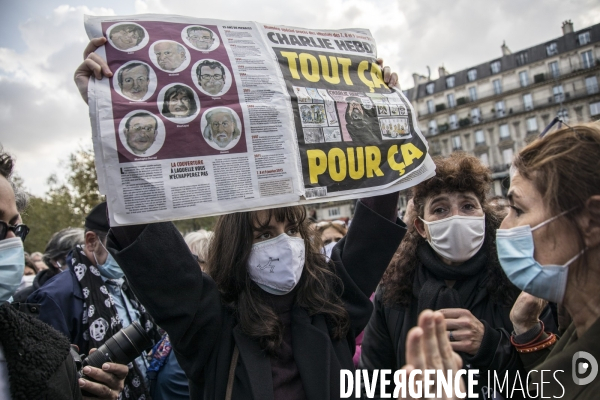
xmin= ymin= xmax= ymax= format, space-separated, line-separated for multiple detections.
xmin=420 ymin=215 xmax=486 ymax=263
xmin=17 ymin=274 xmax=35 ymax=292
xmin=247 ymin=233 xmax=305 ymax=295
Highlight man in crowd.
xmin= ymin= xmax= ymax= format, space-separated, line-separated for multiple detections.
xmin=29 ymin=201 xmax=160 ymax=400
xmin=0 ymin=150 xmax=127 ymax=399
xmin=162 ymin=84 xmax=197 ymax=118
xmin=187 ymin=26 xmax=215 ymax=50
xmin=29 ymin=251 xmax=48 ymax=271
xmin=117 ymin=63 xmax=150 ymax=100
xmin=109 ymin=24 xmax=145 ymax=51
xmin=196 ymin=60 xmax=227 ymax=96
xmin=123 ymin=112 xmax=158 ymax=156
xmin=154 ymin=41 xmax=186 ymax=71
xmin=203 ymin=107 xmax=240 ymax=149
xmin=13 ymin=227 xmax=84 ymax=303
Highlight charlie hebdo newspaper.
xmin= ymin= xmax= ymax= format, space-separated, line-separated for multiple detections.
xmin=85 ymin=14 xmax=436 ymax=225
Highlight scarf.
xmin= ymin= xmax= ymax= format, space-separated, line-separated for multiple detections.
xmin=71 ymin=244 xmax=158 ymax=400
xmin=0 ymin=302 xmax=71 ymax=400
xmin=414 ymin=242 xmax=489 ymax=314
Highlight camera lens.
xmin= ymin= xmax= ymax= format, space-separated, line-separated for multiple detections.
xmin=82 ymin=320 xmax=153 ymax=369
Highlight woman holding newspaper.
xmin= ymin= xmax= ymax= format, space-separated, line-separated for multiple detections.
xmin=75 ymin=37 xmax=406 ymax=400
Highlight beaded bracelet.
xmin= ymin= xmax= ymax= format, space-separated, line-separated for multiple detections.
xmin=513 ymin=333 xmax=557 ymax=353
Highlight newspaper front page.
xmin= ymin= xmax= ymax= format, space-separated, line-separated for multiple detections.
xmin=85 ymin=15 xmax=435 ymax=225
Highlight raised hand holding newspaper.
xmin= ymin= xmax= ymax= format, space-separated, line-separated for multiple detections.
xmin=84 ymin=14 xmax=435 ymax=225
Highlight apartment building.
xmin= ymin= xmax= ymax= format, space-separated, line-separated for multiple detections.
xmin=404 ymin=20 xmax=600 ymax=196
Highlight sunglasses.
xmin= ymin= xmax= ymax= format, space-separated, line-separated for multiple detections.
xmin=0 ymin=221 xmax=29 ymax=242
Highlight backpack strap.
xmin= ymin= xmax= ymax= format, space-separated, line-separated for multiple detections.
xmin=225 ymin=345 xmax=240 ymax=400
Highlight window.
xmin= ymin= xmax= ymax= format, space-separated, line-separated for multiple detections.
xmin=426 ymin=82 xmax=435 ymax=95
xmin=449 ymin=114 xmax=458 ymax=129
xmin=526 ymin=117 xmax=538 ymax=132
xmin=447 ymin=93 xmax=456 ymax=108
xmin=490 ymin=60 xmax=501 ymax=74
xmin=452 ymin=135 xmax=462 ymax=150
xmin=496 ymin=100 xmax=505 ymax=117
xmin=582 ymin=50 xmax=595 ymax=69
xmin=475 ymin=129 xmax=485 ymax=145
xmin=516 ymin=52 xmax=528 ymax=66
xmin=519 ymin=71 xmax=529 ymax=87
xmin=446 ymin=76 xmax=455 ymax=88
xmin=479 ymin=152 xmax=489 ymax=167
xmin=499 ymin=124 xmax=510 ymax=139
xmin=590 ymin=101 xmax=600 ymax=116
xmin=558 ymin=108 xmax=569 ymax=123
xmin=431 ymin=140 xmax=442 ymax=154
xmin=428 ymin=119 xmax=438 ymax=134
xmin=427 ymin=99 xmax=435 ymax=114
xmin=523 ymin=93 xmax=533 ymax=110
xmin=586 ymin=76 xmax=599 ymax=94
xmin=553 ymin=85 xmax=564 ymax=102
xmin=579 ymin=31 xmax=591 ymax=46
xmin=328 ymin=208 xmax=340 ymax=217
xmin=469 ymin=87 xmax=477 ymax=101
xmin=493 ymin=79 xmax=502 ymax=95
xmin=546 ymin=42 xmax=558 ymax=56
xmin=471 ymin=108 xmax=481 ymax=124
xmin=467 ymin=69 xmax=477 ymax=82
xmin=502 ymin=148 xmax=514 ymax=165
xmin=549 ymin=61 xmax=560 ymax=78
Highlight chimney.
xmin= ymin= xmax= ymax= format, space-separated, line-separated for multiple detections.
xmin=501 ymin=41 xmax=512 ymax=56
xmin=438 ymin=65 xmax=447 ymax=78
xmin=562 ymin=20 xmax=574 ymax=35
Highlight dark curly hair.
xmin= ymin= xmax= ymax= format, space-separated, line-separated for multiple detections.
xmin=381 ymin=152 xmax=519 ymax=307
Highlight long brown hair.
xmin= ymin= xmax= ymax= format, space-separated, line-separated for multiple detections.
xmin=381 ymin=152 xmax=519 ymax=307
xmin=207 ymin=206 xmax=349 ymax=354
xmin=513 ymin=123 xmax=600 ymax=278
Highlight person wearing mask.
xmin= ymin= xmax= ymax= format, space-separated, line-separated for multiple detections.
xmin=29 ymin=202 xmax=160 ymax=400
xmin=315 ymin=221 xmax=347 ymax=247
xmin=76 ymin=36 xmax=406 ymax=400
xmin=359 ymin=153 xmax=556 ymax=399
xmin=13 ymin=227 xmax=84 ymax=303
xmin=498 ymin=123 xmax=600 ymax=398
xmin=0 ymin=150 xmax=127 ymax=399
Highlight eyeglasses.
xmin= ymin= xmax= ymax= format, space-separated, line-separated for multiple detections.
xmin=0 ymin=221 xmax=29 ymax=242
xmin=200 ymin=74 xmax=223 ymax=81
xmin=130 ymin=125 xmax=156 ymax=133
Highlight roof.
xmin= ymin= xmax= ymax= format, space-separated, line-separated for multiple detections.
xmin=411 ymin=22 xmax=600 ymax=99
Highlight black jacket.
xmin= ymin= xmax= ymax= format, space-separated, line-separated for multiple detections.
xmin=107 ymin=201 xmax=406 ymax=400
xmin=13 ymin=268 xmax=59 ymax=303
xmin=359 ymin=255 xmax=557 ymax=400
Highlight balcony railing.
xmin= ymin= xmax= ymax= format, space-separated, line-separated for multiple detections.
xmin=418 ymin=61 xmax=599 ymax=117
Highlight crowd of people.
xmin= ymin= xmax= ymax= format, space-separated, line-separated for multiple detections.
xmin=0 ymin=37 xmax=599 ymax=400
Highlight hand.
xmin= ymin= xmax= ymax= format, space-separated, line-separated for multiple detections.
xmin=510 ymin=291 xmax=547 ymax=335
xmin=376 ymin=58 xmax=399 ymax=89
xmin=401 ymin=310 xmax=464 ymax=400
xmin=440 ymin=308 xmax=485 ymax=356
xmin=79 ymin=348 xmax=128 ymax=400
xmin=74 ymin=37 xmax=113 ymax=104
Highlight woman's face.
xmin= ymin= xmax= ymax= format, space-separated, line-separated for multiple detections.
xmin=415 ymin=191 xmax=484 ymax=241
xmin=501 ymin=170 xmax=580 ymax=267
xmin=252 ymin=211 xmax=302 ymax=244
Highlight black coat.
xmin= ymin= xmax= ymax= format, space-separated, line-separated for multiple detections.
xmin=359 ymin=252 xmax=557 ymax=400
xmin=107 ymin=202 xmax=406 ymax=400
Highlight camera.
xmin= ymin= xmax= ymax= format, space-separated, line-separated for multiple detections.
xmin=76 ymin=320 xmax=154 ymax=376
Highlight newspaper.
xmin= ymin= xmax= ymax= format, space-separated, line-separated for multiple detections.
xmin=85 ymin=14 xmax=435 ymax=226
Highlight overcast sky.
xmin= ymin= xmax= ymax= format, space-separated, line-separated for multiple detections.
xmin=0 ymin=0 xmax=597 ymax=197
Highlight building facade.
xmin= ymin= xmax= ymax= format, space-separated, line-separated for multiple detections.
xmin=404 ymin=20 xmax=600 ymax=196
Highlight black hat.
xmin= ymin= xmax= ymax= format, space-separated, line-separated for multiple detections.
xmin=85 ymin=202 xmax=109 ymax=232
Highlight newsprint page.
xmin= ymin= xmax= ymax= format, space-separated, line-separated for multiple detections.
xmin=85 ymin=14 xmax=435 ymax=225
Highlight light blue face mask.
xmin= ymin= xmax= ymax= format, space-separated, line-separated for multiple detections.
xmin=0 ymin=237 xmax=25 ymax=303
xmin=496 ymin=210 xmax=583 ymax=304
xmin=93 ymin=241 xmax=124 ymax=280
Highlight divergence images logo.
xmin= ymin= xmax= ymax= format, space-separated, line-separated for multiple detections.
xmin=572 ymin=351 xmax=598 ymax=385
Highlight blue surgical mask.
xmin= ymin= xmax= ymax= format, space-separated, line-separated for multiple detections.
xmin=496 ymin=210 xmax=583 ymax=304
xmin=93 ymin=241 xmax=124 ymax=280
xmin=0 ymin=237 xmax=25 ymax=303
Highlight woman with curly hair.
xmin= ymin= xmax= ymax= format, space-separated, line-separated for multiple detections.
xmin=359 ymin=152 xmax=555 ymax=398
